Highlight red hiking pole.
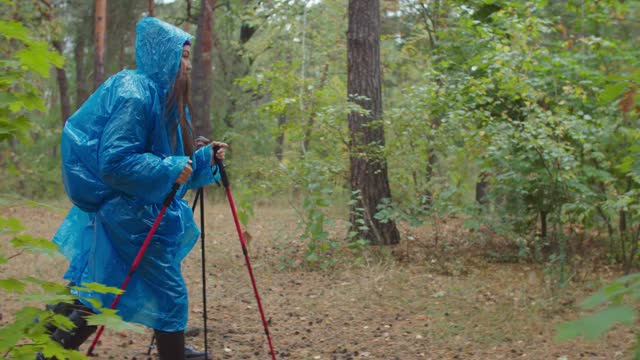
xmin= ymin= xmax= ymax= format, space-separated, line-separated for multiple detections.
xmin=86 ymin=183 xmax=181 ymax=356
xmin=214 ymin=147 xmax=277 ymax=360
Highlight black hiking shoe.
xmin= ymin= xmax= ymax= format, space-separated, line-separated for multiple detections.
xmin=185 ymin=344 xmax=211 ymax=359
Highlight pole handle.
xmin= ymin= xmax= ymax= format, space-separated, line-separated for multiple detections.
xmin=213 ymin=145 xmax=230 ymax=188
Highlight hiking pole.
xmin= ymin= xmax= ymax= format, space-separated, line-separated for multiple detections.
xmin=213 ymin=147 xmax=277 ymax=360
xmin=87 ymin=183 xmax=181 ymax=356
xmin=198 ymin=187 xmax=209 ymax=359
xmin=146 ymin=187 xmax=205 ymax=356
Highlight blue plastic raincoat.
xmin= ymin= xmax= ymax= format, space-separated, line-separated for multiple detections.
xmin=53 ymin=17 xmax=219 ymax=332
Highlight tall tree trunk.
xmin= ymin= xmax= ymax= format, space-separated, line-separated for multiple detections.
xmin=94 ymin=0 xmax=107 ymax=90
xmin=52 ymin=40 xmax=70 ymax=125
xmin=74 ymin=34 xmax=88 ymax=109
xmin=217 ymin=9 xmax=257 ymax=129
xmin=540 ymin=210 xmax=548 ymax=240
xmin=185 ymin=0 xmax=192 ymax=32
xmin=347 ymin=0 xmax=400 ymax=246
xmin=424 ymin=147 xmax=437 ymax=205
xmin=275 ymin=114 xmax=286 ymax=162
xmin=191 ymin=0 xmax=216 ymax=137
xmin=475 ymin=172 xmax=489 ymax=206
xmin=36 ymin=1 xmax=70 ymax=124
xmin=148 ymin=0 xmax=155 ymax=17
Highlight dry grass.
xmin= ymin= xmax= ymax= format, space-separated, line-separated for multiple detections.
xmin=0 ymin=198 xmax=634 ymax=359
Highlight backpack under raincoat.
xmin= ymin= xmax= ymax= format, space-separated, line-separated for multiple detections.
xmin=53 ymin=17 xmax=219 ymax=332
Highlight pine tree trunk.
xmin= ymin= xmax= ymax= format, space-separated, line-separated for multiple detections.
xmin=94 ymin=0 xmax=107 ymax=90
xmin=347 ymin=0 xmax=400 ymax=245
xmin=191 ymin=0 xmax=216 ymax=137
xmin=74 ymin=34 xmax=88 ymax=109
xmin=52 ymin=40 xmax=70 ymax=125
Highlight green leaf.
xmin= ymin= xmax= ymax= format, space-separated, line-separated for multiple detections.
xmin=86 ymin=309 xmax=143 ymax=333
xmin=580 ymin=285 xmax=623 ymax=309
xmin=14 ymin=42 xmax=64 ymax=78
xmin=0 ymin=321 xmax=25 ymax=352
xmin=47 ymin=312 xmax=77 ymax=333
xmin=0 ymin=278 xmax=26 ymax=293
xmin=581 ymin=273 xmax=640 ymax=309
xmin=10 ymin=234 xmax=57 ymax=254
xmin=0 ymin=216 xmax=26 ymax=233
xmin=82 ymin=296 xmax=103 ymax=310
xmin=24 ymin=277 xmax=69 ymax=293
xmin=0 ymin=20 xmax=30 ymax=43
xmin=77 ymin=282 xmax=124 ymax=295
xmin=556 ymin=306 xmax=636 ymax=342
xmin=0 ymin=306 xmax=42 ymax=351
xmin=34 ymin=335 xmax=88 ymax=360
xmin=17 ymin=293 xmax=76 ymax=304
xmin=599 ymin=82 xmax=629 ymax=105
xmin=238 ymin=210 xmax=249 ymax=227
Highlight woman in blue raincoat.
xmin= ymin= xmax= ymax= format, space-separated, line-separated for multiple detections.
xmin=45 ymin=17 xmax=226 ymax=360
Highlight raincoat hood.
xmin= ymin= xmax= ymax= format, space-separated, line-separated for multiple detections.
xmin=135 ymin=17 xmax=192 ymax=91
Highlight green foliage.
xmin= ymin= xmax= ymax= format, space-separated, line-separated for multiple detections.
xmin=294 ymin=159 xmax=338 ymax=269
xmin=379 ymin=0 xmax=640 ymax=267
xmin=0 ymin=216 xmax=140 ymax=358
xmin=346 ymin=190 xmax=370 ymax=256
xmin=0 ymin=18 xmax=64 ymax=143
xmin=75 ymin=282 xmax=124 ymax=296
xmin=556 ymin=273 xmax=640 ymax=357
xmin=85 ymin=309 xmax=142 ymax=333
xmin=0 ymin=1 xmax=67 ymax=198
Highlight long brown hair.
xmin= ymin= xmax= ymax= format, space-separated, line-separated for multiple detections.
xmin=165 ymin=61 xmax=194 ymax=156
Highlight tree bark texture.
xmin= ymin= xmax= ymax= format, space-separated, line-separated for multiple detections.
xmin=347 ymin=0 xmax=400 ymax=245
xmin=190 ymin=0 xmax=216 ymax=138
xmin=52 ymin=40 xmax=70 ymax=125
xmin=475 ymin=173 xmax=489 ymax=206
xmin=94 ymin=0 xmax=107 ymax=90
xmin=275 ymin=114 xmax=286 ymax=162
xmin=74 ymin=34 xmax=89 ymax=109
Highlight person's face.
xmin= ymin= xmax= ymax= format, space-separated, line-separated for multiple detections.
xmin=180 ymin=45 xmax=191 ymax=78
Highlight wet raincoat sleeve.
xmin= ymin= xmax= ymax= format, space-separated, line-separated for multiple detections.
xmin=184 ymin=144 xmax=221 ymax=190
xmin=98 ymin=96 xmax=190 ymax=203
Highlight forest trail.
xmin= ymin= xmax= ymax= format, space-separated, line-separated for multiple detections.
xmin=0 ymin=200 xmax=630 ymax=360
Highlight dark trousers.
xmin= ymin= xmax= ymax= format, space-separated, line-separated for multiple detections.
xmin=154 ymin=329 xmax=186 ymax=360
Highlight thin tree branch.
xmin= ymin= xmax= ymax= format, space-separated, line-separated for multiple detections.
xmin=7 ymin=249 xmax=25 ymax=260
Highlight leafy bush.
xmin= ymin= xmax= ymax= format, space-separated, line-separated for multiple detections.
xmin=0 ymin=216 xmax=141 ymax=359
xmin=556 ymin=273 xmax=640 ymax=359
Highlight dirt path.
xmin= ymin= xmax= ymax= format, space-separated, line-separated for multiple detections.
xmin=0 ymin=200 xmax=632 ymax=359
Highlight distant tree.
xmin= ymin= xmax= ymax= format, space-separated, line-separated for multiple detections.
xmin=191 ymin=0 xmax=216 ymax=137
xmin=74 ymin=32 xmax=88 ymax=109
xmin=52 ymin=39 xmax=70 ymax=125
xmin=36 ymin=0 xmax=70 ymax=124
xmin=347 ymin=0 xmax=400 ymax=245
xmin=94 ymin=0 xmax=107 ymax=89
xmin=106 ymin=0 xmax=144 ymax=75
